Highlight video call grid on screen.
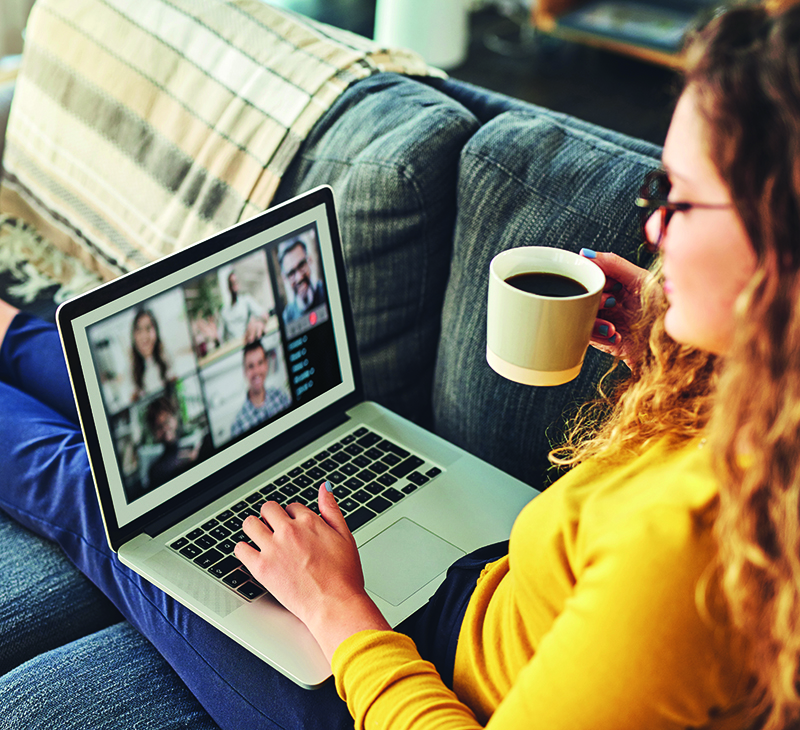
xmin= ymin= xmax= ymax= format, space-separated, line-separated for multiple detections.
xmin=71 ymin=204 xmax=356 ymax=528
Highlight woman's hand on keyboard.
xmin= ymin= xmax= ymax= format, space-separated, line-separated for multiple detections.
xmin=235 ymin=481 xmax=390 ymax=663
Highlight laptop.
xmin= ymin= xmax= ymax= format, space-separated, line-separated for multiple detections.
xmin=57 ymin=185 xmax=537 ymax=688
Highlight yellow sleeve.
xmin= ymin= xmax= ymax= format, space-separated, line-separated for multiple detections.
xmin=332 ymin=630 xmax=482 ymax=730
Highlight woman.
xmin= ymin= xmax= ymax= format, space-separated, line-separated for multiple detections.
xmin=0 ymin=4 xmax=796 ymax=729
xmin=131 ymin=307 xmax=173 ymax=401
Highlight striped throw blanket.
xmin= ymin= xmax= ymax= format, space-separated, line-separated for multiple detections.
xmin=0 ymin=0 xmax=441 ymax=282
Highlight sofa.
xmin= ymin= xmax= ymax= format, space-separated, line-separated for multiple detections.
xmin=0 ymin=1 xmax=662 ymax=726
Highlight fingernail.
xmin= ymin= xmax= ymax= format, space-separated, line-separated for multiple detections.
xmin=604 ymin=297 xmax=616 ymax=308
xmin=609 ymin=333 xmax=619 ymax=344
xmin=580 ymin=248 xmax=597 ymax=259
xmin=598 ymin=324 xmax=609 ymax=337
xmin=612 ymin=281 xmax=623 ymax=292
xmin=324 ymin=481 xmax=333 ymax=492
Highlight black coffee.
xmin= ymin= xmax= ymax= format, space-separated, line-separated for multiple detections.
xmin=505 ymin=272 xmax=588 ymax=297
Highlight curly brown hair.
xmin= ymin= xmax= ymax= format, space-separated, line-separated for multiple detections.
xmin=553 ymin=4 xmax=800 ymax=727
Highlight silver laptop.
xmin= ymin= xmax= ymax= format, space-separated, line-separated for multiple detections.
xmin=57 ymin=186 xmax=536 ymax=688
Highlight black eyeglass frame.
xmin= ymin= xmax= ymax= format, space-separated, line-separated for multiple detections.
xmin=634 ymin=169 xmax=733 ymax=248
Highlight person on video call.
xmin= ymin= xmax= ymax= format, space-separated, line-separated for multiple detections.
xmin=278 ymin=239 xmax=325 ymax=324
xmin=230 ymin=340 xmax=291 ymax=437
xmin=130 ymin=308 xmax=174 ymax=402
xmin=144 ymin=395 xmax=205 ymax=488
xmin=219 ymin=271 xmax=268 ymax=344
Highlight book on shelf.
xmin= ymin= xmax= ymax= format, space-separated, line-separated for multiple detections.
xmin=556 ymin=0 xmax=708 ymax=53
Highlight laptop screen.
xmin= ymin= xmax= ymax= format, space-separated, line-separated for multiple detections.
xmin=60 ymin=190 xmax=358 ymax=532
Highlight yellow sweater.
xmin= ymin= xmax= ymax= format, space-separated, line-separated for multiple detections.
xmin=332 ymin=440 xmax=753 ymax=729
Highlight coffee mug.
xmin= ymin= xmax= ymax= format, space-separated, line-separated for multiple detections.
xmin=486 ymin=246 xmax=605 ymax=386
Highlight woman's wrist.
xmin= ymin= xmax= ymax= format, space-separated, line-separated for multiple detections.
xmin=309 ymin=592 xmax=391 ymax=664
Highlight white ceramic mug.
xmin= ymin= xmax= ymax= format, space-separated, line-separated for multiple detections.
xmin=486 ymin=247 xmax=605 ymax=387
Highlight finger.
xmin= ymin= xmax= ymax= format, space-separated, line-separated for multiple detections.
xmin=580 ymin=249 xmax=646 ymax=291
xmin=317 ymin=481 xmax=351 ymax=538
xmin=242 ymin=513 xmax=273 ymax=547
xmin=592 ymin=320 xmax=616 ymax=340
xmin=601 ymin=293 xmax=617 ymax=310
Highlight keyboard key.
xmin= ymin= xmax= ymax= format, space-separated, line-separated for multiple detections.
xmin=275 ymin=475 xmax=290 ymax=486
xmin=341 ymin=435 xmax=356 ymax=445
xmin=339 ymin=498 xmax=359 ymax=513
xmin=356 ymin=468 xmax=377 ymax=483
xmin=371 ymin=461 xmax=389 ymax=475
xmin=209 ymin=526 xmax=231 ymax=541
xmin=379 ymin=440 xmax=409 ymax=458
xmin=307 ymin=466 xmax=325 ymax=481
xmin=365 ymin=447 xmax=384 ymax=460
xmin=218 ymin=539 xmax=237 ymax=554
xmin=407 ymin=471 xmax=429 ymax=486
xmin=332 ymin=452 xmax=350 ymax=465
xmin=402 ymin=483 xmax=418 ymax=495
xmin=327 ymin=471 xmax=346 ymax=484
xmin=216 ymin=509 xmax=234 ymax=522
xmin=352 ymin=489 xmax=372 ymax=503
xmin=208 ymin=555 xmax=242 ymax=578
xmin=344 ymin=507 xmax=376 ymax=532
xmin=299 ymin=487 xmax=318 ymax=502
xmin=293 ymin=474 xmax=312 ymax=488
xmin=315 ymin=449 xmax=330 ymax=460
xmin=329 ymin=442 xmax=344 ymax=452
xmin=201 ymin=519 xmax=219 ymax=531
xmin=301 ymin=459 xmax=317 ymax=469
xmin=340 ymin=463 xmax=359 ymax=476
xmin=383 ymin=488 xmax=404 ymax=503
xmin=344 ymin=444 xmax=363 ymax=457
xmin=343 ymin=477 xmax=364 ymax=491
xmin=354 ymin=427 xmax=369 ymax=437
xmin=245 ymin=493 xmax=263 ymax=506
xmin=170 ymin=537 xmax=189 ymax=550
xmin=366 ymin=495 xmax=392 ymax=514
xmin=357 ymin=432 xmax=381 ymax=448
xmin=426 ymin=467 xmax=442 ymax=479
xmin=365 ymin=481 xmax=384 ymax=496
xmin=187 ymin=528 xmax=204 ymax=541
xmin=231 ymin=501 xmax=248 ymax=513
xmin=195 ymin=534 xmax=217 ymax=551
xmin=180 ymin=543 xmax=203 ymax=559
xmin=378 ymin=474 xmax=397 ymax=487
xmin=390 ymin=456 xmax=425 ymax=479
xmin=288 ymin=467 xmax=304 ymax=478
xmin=332 ymin=485 xmax=351 ymax=499
xmin=238 ymin=582 xmax=266 ymax=600
xmin=382 ymin=453 xmax=401 ymax=467
xmin=194 ymin=548 xmax=223 ymax=569
xmin=319 ymin=459 xmax=339 ymax=472
xmin=223 ymin=569 xmax=249 ymax=589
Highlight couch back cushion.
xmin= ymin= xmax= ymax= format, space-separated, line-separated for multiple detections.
xmin=0 ymin=0 xmax=436 ymax=281
xmin=433 ymin=109 xmax=661 ymax=488
xmin=274 ymin=74 xmax=479 ymax=425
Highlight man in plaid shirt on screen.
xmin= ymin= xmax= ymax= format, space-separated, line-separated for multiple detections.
xmin=230 ymin=341 xmax=291 ymax=438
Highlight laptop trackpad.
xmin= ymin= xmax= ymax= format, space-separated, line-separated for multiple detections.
xmin=360 ymin=518 xmax=465 ymax=606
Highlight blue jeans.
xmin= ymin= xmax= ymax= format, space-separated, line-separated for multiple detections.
xmin=0 ymin=313 xmax=504 ymax=729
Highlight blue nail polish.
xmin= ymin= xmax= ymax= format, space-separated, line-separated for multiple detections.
xmin=604 ymin=297 xmax=616 ymax=308
xmin=598 ymin=324 xmax=609 ymax=337
xmin=324 ymin=480 xmax=333 ymax=492
xmin=612 ymin=281 xmax=623 ymax=292
xmin=580 ymin=248 xmax=597 ymax=259
xmin=609 ymin=333 xmax=619 ymax=344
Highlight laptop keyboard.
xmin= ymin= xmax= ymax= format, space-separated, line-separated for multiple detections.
xmin=168 ymin=426 xmax=443 ymax=601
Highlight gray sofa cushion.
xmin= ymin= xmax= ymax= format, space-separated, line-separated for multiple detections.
xmin=274 ymin=74 xmax=479 ymax=426
xmin=433 ymin=109 xmax=661 ymax=490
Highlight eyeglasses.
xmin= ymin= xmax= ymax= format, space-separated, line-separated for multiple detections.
xmin=283 ymin=257 xmax=310 ymax=279
xmin=635 ymin=169 xmax=734 ymax=249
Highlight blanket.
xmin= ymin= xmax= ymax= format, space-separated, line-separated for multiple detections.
xmin=0 ymin=0 xmax=440 ymax=283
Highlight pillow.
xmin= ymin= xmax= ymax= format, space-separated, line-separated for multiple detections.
xmin=274 ymin=74 xmax=479 ymax=425
xmin=433 ymin=109 xmax=661 ymax=489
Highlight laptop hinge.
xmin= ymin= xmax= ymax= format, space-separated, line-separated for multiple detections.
xmin=144 ymin=410 xmax=350 ymax=538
